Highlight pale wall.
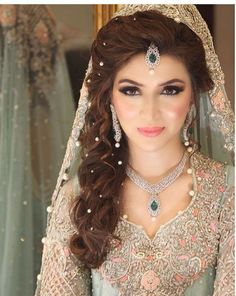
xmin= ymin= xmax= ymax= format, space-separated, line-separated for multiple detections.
xmin=214 ymin=5 xmax=234 ymax=106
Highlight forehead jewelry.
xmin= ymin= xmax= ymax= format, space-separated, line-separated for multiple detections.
xmin=145 ymin=42 xmax=160 ymax=74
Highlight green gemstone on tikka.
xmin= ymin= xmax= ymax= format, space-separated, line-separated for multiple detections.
xmin=149 ymin=53 xmax=157 ymax=63
xmin=151 ymin=200 xmax=158 ymax=211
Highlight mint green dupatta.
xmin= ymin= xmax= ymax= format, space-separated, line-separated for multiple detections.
xmin=0 ymin=5 xmax=74 ymax=295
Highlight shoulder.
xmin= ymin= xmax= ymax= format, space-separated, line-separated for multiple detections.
xmin=191 ymin=150 xmax=229 ymax=179
xmin=46 ymin=176 xmax=80 ymax=240
xmin=192 ymin=151 xmax=234 ymax=207
xmin=60 ymin=175 xmax=80 ymax=198
xmin=52 ymin=175 xmax=80 ymax=215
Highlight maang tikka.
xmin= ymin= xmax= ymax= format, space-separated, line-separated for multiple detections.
xmin=110 ymin=104 xmax=122 ymax=148
xmin=145 ymin=42 xmax=160 ymax=74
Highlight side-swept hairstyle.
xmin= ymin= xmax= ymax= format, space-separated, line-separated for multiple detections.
xmin=70 ymin=10 xmax=213 ymax=269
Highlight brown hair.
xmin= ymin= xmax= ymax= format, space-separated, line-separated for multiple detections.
xmin=69 ymin=10 xmax=213 ymax=268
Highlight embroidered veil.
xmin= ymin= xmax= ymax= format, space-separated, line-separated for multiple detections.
xmin=35 ymin=5 xmax=234 ymax=296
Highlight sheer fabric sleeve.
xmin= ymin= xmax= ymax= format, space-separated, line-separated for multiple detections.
xmin=35 ymin=178 xmax=92 ymax=296
xmin=213 ymin=165 xmax=235 ymax=296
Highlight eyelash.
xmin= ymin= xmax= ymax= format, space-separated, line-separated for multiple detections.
xmin=119 ymin=86 xmax=139 ymax=96
xmin=162 ymin=86 xmax=184 ymax=96
xmin=119 ymin=85 xmax=184 ymax=96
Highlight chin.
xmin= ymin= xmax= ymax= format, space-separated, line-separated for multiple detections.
xmin=132 ymin=140 xmax=166 ymax=153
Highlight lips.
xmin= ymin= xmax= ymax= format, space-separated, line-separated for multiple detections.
xmin=137 ymin=127 xmax=165 ymax=137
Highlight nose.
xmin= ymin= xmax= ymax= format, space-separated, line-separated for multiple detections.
xmin=140 ymin=96 xmax=160 ymax=121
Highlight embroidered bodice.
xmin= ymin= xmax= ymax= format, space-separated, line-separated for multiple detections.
xmin=35 ymin=152 xmax=234 ymax=296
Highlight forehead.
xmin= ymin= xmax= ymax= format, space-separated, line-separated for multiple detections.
xmin=114 ymin=53 xmax=191 ymax=84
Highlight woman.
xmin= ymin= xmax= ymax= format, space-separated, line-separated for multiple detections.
xmin=35 ymin=5 xmax=234 ymax=296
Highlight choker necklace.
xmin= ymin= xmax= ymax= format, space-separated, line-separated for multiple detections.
xmin=126 ymin=151 xmax=189 ymax=218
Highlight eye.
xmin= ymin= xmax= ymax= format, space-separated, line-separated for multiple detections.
xmin=119 ymin=86 xmax=140 ymax=96
xmin=161 ymin=85 xmax=184 ymax=96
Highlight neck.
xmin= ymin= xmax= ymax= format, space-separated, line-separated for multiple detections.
xmin=128 ymin=140 xmax=187 ymax=180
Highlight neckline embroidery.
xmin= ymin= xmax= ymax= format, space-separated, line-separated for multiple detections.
xmin=119 ymin=152 xmax=199 ymax=242
xmin=98 ymin=152 xmax=225 ymax=295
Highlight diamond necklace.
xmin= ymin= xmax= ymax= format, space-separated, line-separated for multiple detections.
xmin=125 ymin=151 xmax=189 ymax=217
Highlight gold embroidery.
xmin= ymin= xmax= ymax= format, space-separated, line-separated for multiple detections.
xmin=98 ymin=152 xmax=231 ymax=295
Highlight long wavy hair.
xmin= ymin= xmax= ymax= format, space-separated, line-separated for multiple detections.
xmin=69 ymin=10 xmax=214 ymax=269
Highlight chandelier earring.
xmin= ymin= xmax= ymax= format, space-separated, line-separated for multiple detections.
xmin=183 ymin=103 xmax=195 ymax=147
xmin=110 ymin=104 xmax=122 ymax=148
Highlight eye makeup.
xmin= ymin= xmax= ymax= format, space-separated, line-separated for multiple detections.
xmin=119 ymin=86 xmax=140 ymax=96
xmin=118 ymin=84 xmax=184 ymax=97
xmin=161 ymin=85 xmax=184 ymax=96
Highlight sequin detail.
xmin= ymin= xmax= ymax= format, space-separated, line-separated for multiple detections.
xmin=35 ymin=179 xmax=91 ymax=295
xmin=98 ymin=152 xmax=234 ymax=295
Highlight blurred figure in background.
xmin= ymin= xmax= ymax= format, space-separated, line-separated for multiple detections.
xmin=0 ymin=5 xmax=74 ymax=295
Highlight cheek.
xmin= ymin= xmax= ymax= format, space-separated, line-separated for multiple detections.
xmin=112 ymin=95 xmax=137 ymax=121
xmin=164 ymin=96 xmax=190 ymax=121
xmin=165 ymin=104 xmax=189 ymax=120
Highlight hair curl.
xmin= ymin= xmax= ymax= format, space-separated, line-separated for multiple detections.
xmin=69 ymin=10 xmax=214 ymax=269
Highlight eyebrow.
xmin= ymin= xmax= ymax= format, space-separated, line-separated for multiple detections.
xmin=118 ymin=78 xmax=185 ymax=87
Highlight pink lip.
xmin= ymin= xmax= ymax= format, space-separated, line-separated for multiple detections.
xmin=137 ymin=127 xmax=165 ymax=137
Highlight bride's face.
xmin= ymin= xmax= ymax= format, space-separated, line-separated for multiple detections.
xmin=111 ymin=53 xmax=192 ymax=152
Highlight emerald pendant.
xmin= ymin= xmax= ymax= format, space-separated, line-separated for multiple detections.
xmin=148 ymin=195 xmax=160 ymax=217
